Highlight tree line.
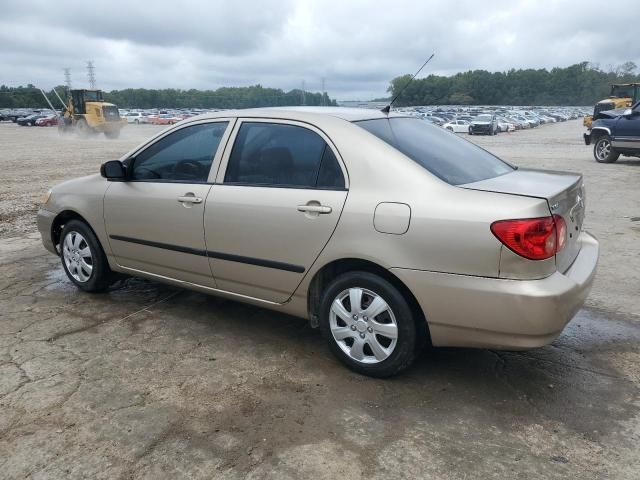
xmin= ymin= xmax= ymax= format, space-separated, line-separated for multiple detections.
xmin=387 ymin=61 xmax=639 ymax=106
xmin=0 ymin=84 xmax=336 ymax=109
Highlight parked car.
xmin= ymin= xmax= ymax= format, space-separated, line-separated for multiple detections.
xmin=469 ymin=114 xmax=498 ymax=135
xmin=496 ymin=117 xmax=516 ymax=133
xmin=37 ymin=107 xmax=598 ymax=377
xmin=443 ymin=119 xmax=470 ymax=133
xmin=584 ymin=101 xmax=640 ymax=163
xmin=149 ymin=114 xmax=180 ymax=125
xmin=35 ymin=115 xmax=59 ymax=127
xmin=17 ymin=113 xmax=48 ymax=126
xmin=125 ymin=112 xmax=148 ymax=124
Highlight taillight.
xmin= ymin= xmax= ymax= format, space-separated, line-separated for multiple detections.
xmin=491 ymin=215 xmax=566 ymax=260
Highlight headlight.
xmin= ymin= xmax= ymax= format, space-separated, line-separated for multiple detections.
xmin=41 ymin=189 xmax=52 ymax=205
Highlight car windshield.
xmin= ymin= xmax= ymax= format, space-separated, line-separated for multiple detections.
xmin=611 ymin=85 xmax=635 ymax=98
xmin=355 ymin=117 xmax=513 ymax=185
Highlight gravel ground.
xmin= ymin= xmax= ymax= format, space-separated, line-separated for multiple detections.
xmin=0 ymin=119 xmax=639 ymax=479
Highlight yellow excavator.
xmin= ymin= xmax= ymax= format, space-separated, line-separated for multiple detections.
xmin=583 ymin=83 xmax=640 ymax=129
xmin=41 ymin=88 xmax=125 ymax=138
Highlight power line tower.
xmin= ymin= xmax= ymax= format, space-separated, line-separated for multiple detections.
xmin=63 ymin=68 xmax=72 ymax=92
xmin=87 ymin=61 xmax=96 ymax=89
xmin=301 ymin=80 xmax=306 ymax=106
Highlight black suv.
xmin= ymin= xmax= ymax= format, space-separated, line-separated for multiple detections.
xmin=584 ymin=101 xmax=640 ymax=163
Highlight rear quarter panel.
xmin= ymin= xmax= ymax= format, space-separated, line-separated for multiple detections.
xmin=289 ymin=120 xmax=551 ymax=305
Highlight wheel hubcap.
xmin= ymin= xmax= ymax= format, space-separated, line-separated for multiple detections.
xmin=62 ymin=231 xmax=93 ymax=283
xmin=329 ymin=287 xmax=398 ymax=364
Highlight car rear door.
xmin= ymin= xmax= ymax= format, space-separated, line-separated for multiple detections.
xmin=204 ymin=119 xmax=349 ymax=303
xmin=104 ymin=120 xmax=233 ymax=286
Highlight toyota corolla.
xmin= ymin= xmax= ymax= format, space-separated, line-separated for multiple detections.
xmin=37 ymin=107 xmax=598 ymax=377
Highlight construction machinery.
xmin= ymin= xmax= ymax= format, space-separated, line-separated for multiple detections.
xmin=40 ymin=88 xmax=125 ymax=138
xmin=583 ymin=83 xmax=640 ymax=129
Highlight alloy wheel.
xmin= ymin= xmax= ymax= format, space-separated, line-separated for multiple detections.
xmin=595 ymin=139 xmax=611 ymax=161
xmin=329 ymin=287 xmax=398 ymax=364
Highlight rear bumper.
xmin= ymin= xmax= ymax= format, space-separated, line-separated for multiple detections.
xmin=391 ymin=231 xmax=599 ymax=349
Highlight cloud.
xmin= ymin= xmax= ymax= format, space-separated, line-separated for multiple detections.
xmin=1 ymin=0 xmax=638 ymax=99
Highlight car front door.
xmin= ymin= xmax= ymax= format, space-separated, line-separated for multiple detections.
xmin=613 ymin=103 xmax=640 ymax=149
xmin=104 ymin=120 xmax=232 ymax=286
xmin=204 ymin=119 xmax=349 ymax=303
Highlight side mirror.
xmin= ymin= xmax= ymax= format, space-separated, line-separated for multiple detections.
xmin=100 ymin=160 xmax=126 ymax=180
xmin=623 ymin=108 xmax=633 ymax=117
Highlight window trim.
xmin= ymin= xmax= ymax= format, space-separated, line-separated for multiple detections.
xmin=121 ymin=118 xmax=236 ymax=185
xmin=215 ymin=117 xmax=349 ymax=191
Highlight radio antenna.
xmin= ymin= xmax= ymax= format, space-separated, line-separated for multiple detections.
xmin=381 ymin=53 xmax=434 ymax=115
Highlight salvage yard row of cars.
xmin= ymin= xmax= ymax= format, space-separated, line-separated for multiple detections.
xmin=396 ymin=106 xmax=589 ymax=135
xmin=0 ymin=108 xmax=204 ymax=126
xmin=1 ymin=106 xmax=589 ymax=136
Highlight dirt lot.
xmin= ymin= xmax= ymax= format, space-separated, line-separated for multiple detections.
xmin=1 ymin=120 xmax=639 ymax=479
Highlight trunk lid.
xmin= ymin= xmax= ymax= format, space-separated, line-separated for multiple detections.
xmin=461 ymin=168 xmax=585 ymax=273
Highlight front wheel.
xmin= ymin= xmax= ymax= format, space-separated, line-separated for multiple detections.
xmin=75 ymin=118 xmax=92 ymax=137
xmin=60 ymin=220 xmax=113 ymax=292
xmin=593 ymin=136 xmax=620 ymax=163
xmin=319 ymin=271 xmax=418 ymax=378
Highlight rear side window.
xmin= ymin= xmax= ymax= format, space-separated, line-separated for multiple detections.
xmin=225 ymin=122 xmax=345 ymax=189
xmin=131 ymin=122 xmax=228 ymax=182
xmin=356 ymin=117 xmax=513 ymax=185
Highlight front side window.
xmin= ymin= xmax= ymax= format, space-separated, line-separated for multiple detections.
xmin=131 ymin=122 xmax=228 ymax=182
xmin=224 ymin=122 xmax=345 ymax=189
xmin=356 ymin=117 xmax=513 ymax=185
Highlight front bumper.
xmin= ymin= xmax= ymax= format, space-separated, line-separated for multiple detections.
xmin=583 ymin=132 xmax=591 ymax=145
xmin=391 ymin=231 xmax=599 ymax=349
xmin=37 ymin=207 xmax=58 ymax=255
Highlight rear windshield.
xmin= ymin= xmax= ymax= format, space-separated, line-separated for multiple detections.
xmin=355 ymin=117 xmax=513 ymax=185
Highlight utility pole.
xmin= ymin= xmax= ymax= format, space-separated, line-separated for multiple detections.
xmin=301 ymin=80 xmax=306 ymax=106
xmin=63 ymin=68 xmax=72 ymax=92
xmin=321 ymin=77 xmax=326 ymax=106
xmin=87 ymin=61 xmax=96 ymax=89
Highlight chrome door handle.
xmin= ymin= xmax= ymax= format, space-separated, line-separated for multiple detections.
xmin=297 ymin=204 xmax=332 ymax=214
xmin=177 ymin=195 xmax=203 ymax=204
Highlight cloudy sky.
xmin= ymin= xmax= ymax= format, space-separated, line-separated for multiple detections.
xmin=1 ymin=0 xmax=639 ymax=100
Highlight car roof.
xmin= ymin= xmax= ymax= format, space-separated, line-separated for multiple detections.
xmin=186 ymin=106 xmax=406 ymax=123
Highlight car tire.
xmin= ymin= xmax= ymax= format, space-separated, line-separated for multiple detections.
xmin=60 ymin=220 xmax=113 ymax=292
xmin=446 ymin=126 xmax=453 ymax=132
xmin=469 ymin=129 xmax=473 ymax=135
xmin=593 ymin=136 xmax=620 ymax=163
xmin=319 ymin=271 xmax=417 ymax=378
xmin=134 ymin=119 xmax=139 ymax=124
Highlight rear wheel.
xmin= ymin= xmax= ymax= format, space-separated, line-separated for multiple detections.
xmin=593 ymin=136 xmax=620 ymax=163
xmin=60 ymin=220 xmax=113 ymax=292
xmin=319 ymin=271 xmax=417 ymax=378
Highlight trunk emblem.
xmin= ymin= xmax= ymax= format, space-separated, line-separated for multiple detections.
xmin=550 ymin=202 xmax=560 ymax=211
